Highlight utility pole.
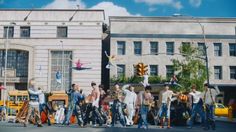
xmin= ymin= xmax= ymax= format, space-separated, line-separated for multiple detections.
xmin=3 ymin=22 xmax=16 ymax=121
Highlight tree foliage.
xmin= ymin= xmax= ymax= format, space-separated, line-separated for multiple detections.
xmin=172 ymin=43 xmax=207 ymax=92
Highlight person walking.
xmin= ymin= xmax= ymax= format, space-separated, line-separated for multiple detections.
xmin=137 ymin=86 xmax=153 ymax=129
xmin=202 ymin=83 xmax=220 ymax=130
xmin=158 ymin=84 xmax=178 ymax=129
xmin=187 ymin=84 xmax=205 ymax=129
xmin=122 ymin=85 xmax=137 ymax=126
xmin=23 ymin=79 xmax=42 ymax=127
xmin=111 ymin=83 xmax=126 ymax=127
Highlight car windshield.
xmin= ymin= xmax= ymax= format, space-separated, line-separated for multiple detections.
xmin=217 ymin=104 xmax=225 ymax=108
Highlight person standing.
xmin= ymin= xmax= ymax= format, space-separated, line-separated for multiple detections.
xmin=158 ymin=84 xmax=177 ymax=129
xmin=23 ymin=79 xmax=42 ymax=127
xmin=90 ymin=82 xmax=103 ymax=127
xmin=137 ymin=86 xmax=153 ymax=129
xmin=38 ymin=87 xmax=51 ymax=126
xmin=63 ymin=84 xmax=75 ymax=125
xmin=141 ymin=72 xmax=150 ymax=87
xmin=202 ymin=83 xmax=220 ymax=130
xmin=64 ymin=84 xmax=84 ymax=126
xmin=187 ymin=84 xmax=205 ymax=129
xmin=122 ymin=85 xmax=137 ymax=126
xmin=111 ymin=83 xmax=126 ymax=127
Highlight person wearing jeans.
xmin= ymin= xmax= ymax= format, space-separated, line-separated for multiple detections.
xmin=137 ymin=86 xmax=152 ymax=129
xmin=202 ymin=84 xmax=220 ymax=130
xmin=91 ymin=82 xmax=103 ymax=126
xmin=187 ymin=84 xmax=205 ymax=129
xmin=158 ymin=84 xmax=177 ymax=129
xmin=64 ymin=84 xmax=84 ymax=126
xmin=111 ymin=83 xmax=126 ymax=127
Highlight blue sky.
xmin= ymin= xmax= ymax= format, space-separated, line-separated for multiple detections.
xmin=0 ymin=0 xmax=235 ymax=18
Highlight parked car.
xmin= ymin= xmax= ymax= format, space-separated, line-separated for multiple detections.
xmin=215 ymin=103 xmax=228 ymax=117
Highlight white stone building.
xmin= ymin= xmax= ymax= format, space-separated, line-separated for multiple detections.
xmin=109 ymin=16 xmax=236 ymax=104
xmin=0 ymin=9 xmax=104 ymax=98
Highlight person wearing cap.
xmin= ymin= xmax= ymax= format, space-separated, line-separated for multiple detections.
xmin=136 ymin=85 xmax=153 ymax=129
xmin=187 ymin=84 xmax=205 ymax=129
xmin=122 ymin=84 xmax=137 ymax=126
xmin=202 ymin=83 xmax=220 ymax=130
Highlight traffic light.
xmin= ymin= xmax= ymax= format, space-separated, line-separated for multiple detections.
xmin=136 ymin=63 xmax=148 ymax=76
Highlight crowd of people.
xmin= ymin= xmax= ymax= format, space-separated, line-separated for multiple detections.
xmin=13 ymin=78 xmax=220 ymax=131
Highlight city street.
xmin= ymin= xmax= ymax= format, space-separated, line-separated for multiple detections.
xmin=0 ymin=121 xmax=235 ymax=132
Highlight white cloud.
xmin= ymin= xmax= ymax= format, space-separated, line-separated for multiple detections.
xmin=91 ymin=2 xmax=138 ymax=23
xmin=43 ymin=1 xmax=138 ymax=24
xmin=189 ymin=0 xmax=202 ymax=7
xmin=135 ymin=0 xmax=183 ymax=10
xmin=43 ymin=0 xmax=86 ymax=9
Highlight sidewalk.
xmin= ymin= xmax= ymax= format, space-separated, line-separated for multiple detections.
xmin=215 ymin=116 xmax=236 ymax=123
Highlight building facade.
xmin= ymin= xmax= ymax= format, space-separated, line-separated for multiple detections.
xmin=109 ymin=16 xmax=236 ymax=104
xmin=0 ymin=9 xmax=104 ymax=99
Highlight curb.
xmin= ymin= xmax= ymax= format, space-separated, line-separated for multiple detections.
xmin=216 ymin=119 xmax=236 ymax=124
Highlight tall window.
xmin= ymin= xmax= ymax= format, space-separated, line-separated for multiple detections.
xmin=198 ymin=43 xmax=205 ymax=56
xmin=150 ymin=65 xmax=158 ymax=76
xmin=0 ymin=50 xmax=28 ymax=77
xmin=229 ymin=43 xmax=236 ymax=56
xmin=20 ymin=26 xmax=30 ymax=38
xmin=166 ymin=42 xmax=174 ymax=55
xmin=117 ymin=41 xmax=125 ymax=55
xmin=117 ymin=64 xmax=125 ymax=78
xmin=134 ymin=41 xmax=142 ymax=55
xmin=166 ymin=65 xmax=174 ymax=79
xmin=214 ymin=66 xmax=222 ymax=80
xmin=214 ymin=43 xmax=222 ymax=56
xmin=57 ymin=27 xmax=68 ymax=38
xmin=230 ymin=66 xmax=236 ymax=79
xmin=51 ymin=51 xmax=72 ymax=91
xmin=150 ymin=42 xmax=158 ymax=55
xmin=4 ymin=27 xmax=14 ymax=38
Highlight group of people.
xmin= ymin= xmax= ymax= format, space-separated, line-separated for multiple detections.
xmin=187 ymin=83 xmax=220 ymax=130
xmin=14 ymin=78 xmax=220 ymax=131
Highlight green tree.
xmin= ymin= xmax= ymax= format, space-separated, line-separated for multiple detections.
xmin=172 ymin=43 xmax=207 ymax=92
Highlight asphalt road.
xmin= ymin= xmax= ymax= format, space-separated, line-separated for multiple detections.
xmin=0 ymin=121 xmax=235 ymax=132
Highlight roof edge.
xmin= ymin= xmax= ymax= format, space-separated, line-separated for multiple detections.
xmin=0 ymin=8 xmax=104 ymax=12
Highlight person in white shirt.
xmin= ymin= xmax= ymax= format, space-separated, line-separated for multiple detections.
xmin=23 ymin=79 xmax=42 ymax=127
xmin=141 ymin=72 xmax=150 ymax=87
xmin=202 ymin=83 xmax=220 ymax=130
xmin=187 ymin=84 xmax=205 ymax=129
xmin=122 ymin=84 xmax=137 ymax=126
xmin=158 ymin=84 xmax=177 ymax=129
xmin=36 ymin=87 xmax=52 ymax=126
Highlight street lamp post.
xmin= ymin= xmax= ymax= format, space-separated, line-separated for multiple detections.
xmin=195 ymin=20 xmax=210 ymax=85
xmin=3 ymin=22 xmax=16 ymax=120
xmin=60 ymin=40 xmax=64 ymax=91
